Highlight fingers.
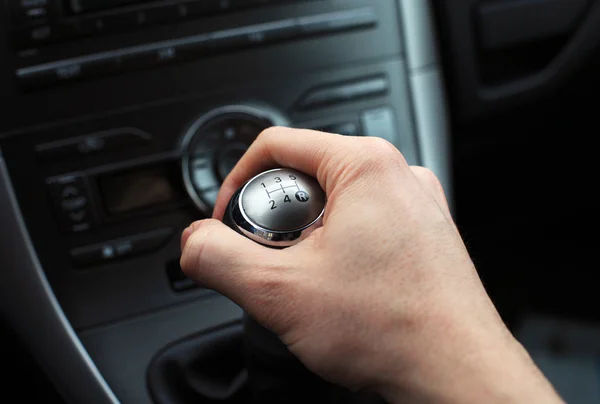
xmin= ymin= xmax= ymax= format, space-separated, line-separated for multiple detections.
xmin=213 ymin=127 xmax=355 ymax=220
xmin=213 ymin=127 xmax=409 ymax=220
xmin=180 ymin=219 xmax=286 ymax=307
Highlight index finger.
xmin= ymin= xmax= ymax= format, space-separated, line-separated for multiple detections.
xmin=212 ymin=127 xmax=355 ymax=220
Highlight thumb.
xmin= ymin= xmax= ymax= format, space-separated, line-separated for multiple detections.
xmin=180 ymin=219 xmax=287 ymax=310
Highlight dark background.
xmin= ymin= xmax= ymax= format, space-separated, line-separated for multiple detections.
xmin=452 ymin=52 xmax=600 ymax=330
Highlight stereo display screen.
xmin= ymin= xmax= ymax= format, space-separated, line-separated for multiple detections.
xmin=99 ymin=163 xmax=182 ymax=215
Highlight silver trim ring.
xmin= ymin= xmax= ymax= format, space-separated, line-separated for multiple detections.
xmin=180 ymin=104 xmax=289 ymax=215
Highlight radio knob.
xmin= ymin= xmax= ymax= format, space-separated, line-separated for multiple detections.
xmin=180 ymin=105 xmax=288 ymax=216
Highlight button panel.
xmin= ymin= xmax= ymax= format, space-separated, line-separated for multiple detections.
xmin=10 ymin=0 xmax=312 ymax=48
xmin=15 ymin=8 xmax=377 ymax=89
xmin=70 ymin=227 xmax=174 ymax=267
xmin=297 ymin=6 xmax=377 ymax=35
xmin=35 ymin=127 xmax=152 ymax=163
xmin=46 ymin=174 xmax=95 ymax=232
xmin=299 ymin=75 xmax=389 ymax=109
xmin=9 ymin=0 xmax=58 ymax=27
xmin=12 ymin=23 xmax=77 ymax=48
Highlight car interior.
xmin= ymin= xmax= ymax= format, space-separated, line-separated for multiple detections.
xmin=1 ymin=0 xmax=599 ymax=403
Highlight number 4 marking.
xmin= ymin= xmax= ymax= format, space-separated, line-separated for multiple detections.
xmin=284 ymin=195 xmax=291 ymax=203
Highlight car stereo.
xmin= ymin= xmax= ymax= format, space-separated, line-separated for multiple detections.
xmin=5 ymin=0 xmax=381 ymax=90
xmin=8 ymin=0 xmax=316 ymax=42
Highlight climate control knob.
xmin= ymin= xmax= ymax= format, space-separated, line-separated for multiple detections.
xmin=180 ymin=105 xmax=288 ymax=215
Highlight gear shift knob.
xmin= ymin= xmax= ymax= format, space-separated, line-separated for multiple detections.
xmin=223 ymin=168 xmax=338 ymax=403
xmin=223 ymin=168 xmax=326 ymax=248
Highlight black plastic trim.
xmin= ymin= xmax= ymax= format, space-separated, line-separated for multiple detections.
xmin=0 ymin=149 xmax=119 ymax=404
xmin=437 ymin=0 xmax=600 ymax=121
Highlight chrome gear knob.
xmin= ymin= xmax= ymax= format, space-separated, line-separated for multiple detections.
xmin=223 ymin=168 xmax=326 ymax=248
xmin=222 ymin=168 xmax=345 ymax=403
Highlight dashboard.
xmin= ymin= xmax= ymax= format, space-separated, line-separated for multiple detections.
xmin=0 ymin=1 xmax=450 ymax=403
xmin=4 ymin=0 xmax=600 ymax=402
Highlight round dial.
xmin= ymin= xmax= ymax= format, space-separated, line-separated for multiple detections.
xmin=181 ymin=105 xmax=288 ymax=215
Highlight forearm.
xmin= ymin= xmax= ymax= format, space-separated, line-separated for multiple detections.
xmin=378 ymin=331 xmax=564 ymax=404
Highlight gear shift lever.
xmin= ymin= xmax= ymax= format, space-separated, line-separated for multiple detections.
xmin=223 ymin=168 xmax=342 ymax=403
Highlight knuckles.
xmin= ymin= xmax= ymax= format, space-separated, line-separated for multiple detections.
xmin=411 ymin=166 xmax=446 ymax=198
xmin=362 ymin=137 xmax=406 ymax=163
xmin=256 ymin=126 xmax=289 ymax=143
xmin=352 ymin=137 xmax=409 ymax=178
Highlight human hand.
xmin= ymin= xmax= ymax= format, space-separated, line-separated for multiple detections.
xmin=180 ymin=128 xmax=563 ymax=404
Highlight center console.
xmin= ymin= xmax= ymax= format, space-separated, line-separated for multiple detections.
xmin=0 ymin=1 xmax=450 ymax=403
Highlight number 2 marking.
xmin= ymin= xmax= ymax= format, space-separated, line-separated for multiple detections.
xmin=270 ymin=200 xmax=277 ymax=210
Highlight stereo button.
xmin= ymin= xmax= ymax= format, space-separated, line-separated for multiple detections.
xmin=299 ymin=75 xmax=388 ymax=109
xmin=186 ymin=0 xmax=256 ymax=17
xmin=79 ymin=17 xmax=108 ymax=35
xmin=210 ymin=19 xmax=297 ymax=51
xmin=297 ymin=7 xmax=377 ymax=36
xmin=13 ymin=21 xmax=77 ymax=48
xmin=121 ymin=46 xmax=180 ymax=70
xmin=9 ymin=0 xmax=56 ymax=27
xmin=36 ymin=128 xmax=152 ymax=162
xmin=70 ymin=228 xmax=174 ymax=267
xmin=60 ymin=195 xmax=87 ymax=211
xmin=46 ymin=174 xmax=95 ymax=233
xmin=17 ymin=55 xmax=119 ymax=88
xmin=13 ymin=24 xmax=54 ymax=47
xmin=176 ymin=35 xmax=213 ymax=60
xmin=78 ymin=11 xmax=152 ymax=35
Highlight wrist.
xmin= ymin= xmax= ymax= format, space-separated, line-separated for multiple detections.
xmin=375 ymin=321 xmax=563 ymax=404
